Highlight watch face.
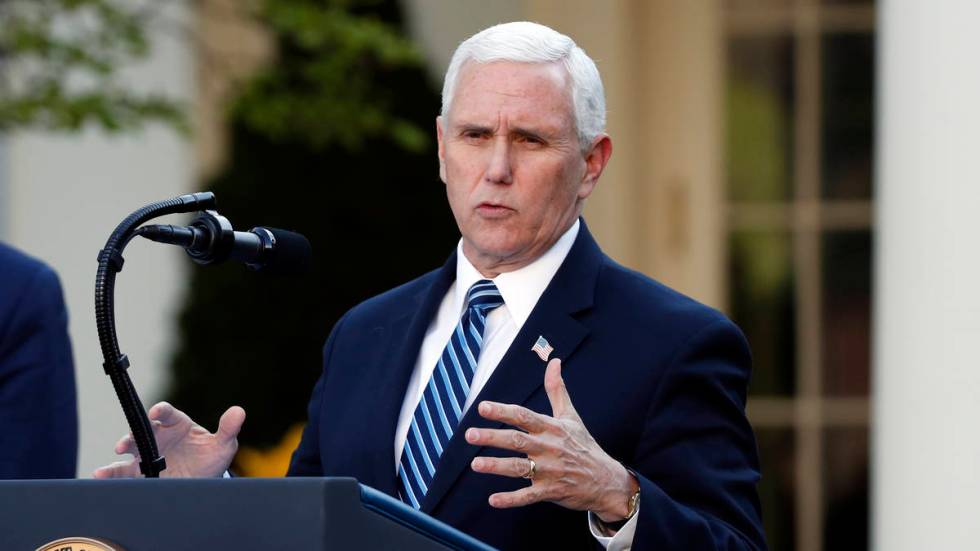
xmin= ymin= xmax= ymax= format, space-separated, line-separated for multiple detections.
xmin=628 ymin=490 xmax=641 ymax=518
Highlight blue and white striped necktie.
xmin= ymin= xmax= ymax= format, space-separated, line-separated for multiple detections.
xmin=398 ymin=279 xmax=504 ymax=509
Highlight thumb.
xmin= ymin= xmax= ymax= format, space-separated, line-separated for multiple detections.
xmin=216 ymin=406 xmax=246 ymax=444
xmin=544 ymin=358 xmax=574 ymax=417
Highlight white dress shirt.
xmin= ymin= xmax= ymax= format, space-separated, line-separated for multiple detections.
xmin=392 ymin=219 xmax=638 ymax=550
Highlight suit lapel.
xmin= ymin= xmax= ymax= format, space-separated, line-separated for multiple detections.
xmin=366 ymin=251 xmax=457 ymax=497
xmin=420 ymin=222 xmax=604 ymax=513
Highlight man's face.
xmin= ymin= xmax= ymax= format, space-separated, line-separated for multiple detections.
xmin=437 ymin=61 xmax=611 ymax=275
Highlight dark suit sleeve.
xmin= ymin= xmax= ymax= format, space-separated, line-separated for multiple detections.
xmin=0 ymin=265 xmax=77 ymax=479
xmin=286 ymin=311 xmax=349 ymax=476
xmin=629 ymin=318 xmax=766 ymax=550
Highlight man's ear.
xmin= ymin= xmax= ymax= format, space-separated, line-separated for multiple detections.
xmin=578 ymin=134 xmax=613 ymax=200
xmin=436 ymin=116 xmax=447 ymax=184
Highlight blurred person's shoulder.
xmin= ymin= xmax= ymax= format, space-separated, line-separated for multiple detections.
xmin=0 ymin=241 xmax=68 ymax=349
xmin=0 ymin=241 xmax=62 ymax=300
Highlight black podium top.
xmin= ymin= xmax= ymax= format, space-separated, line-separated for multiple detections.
xmin=0 ymin=477 xmax=495 ymax=550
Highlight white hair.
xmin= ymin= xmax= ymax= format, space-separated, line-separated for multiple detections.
xmin=441 ymin=21 xmax=607 ymax=148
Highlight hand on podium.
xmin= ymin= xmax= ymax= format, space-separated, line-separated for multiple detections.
xmin=93 ymin=401 xmax=245 ymax=478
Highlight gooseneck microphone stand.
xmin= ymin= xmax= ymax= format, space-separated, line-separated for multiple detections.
xmin=94 ymin=191 xmax=217 ymax=477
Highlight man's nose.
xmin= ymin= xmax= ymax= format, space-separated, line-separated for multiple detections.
xmin=483 ymin=137 xmax=513 ymax=185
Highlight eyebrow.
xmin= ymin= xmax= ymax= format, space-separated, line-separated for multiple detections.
xmin=454 ymin=123 xmax=551 ymax=142
xmin=511 ymin=128 xmax=547 ymax=143
xmin=456 ymin=123 xmax=493 ymax=135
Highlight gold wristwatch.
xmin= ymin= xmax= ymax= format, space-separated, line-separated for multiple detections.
xmin=625 ymin=485 xmax=641 ymax=520
xmin=605 ymin=469 xmax=641 ymax=530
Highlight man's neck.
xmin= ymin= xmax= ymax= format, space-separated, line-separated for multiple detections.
xmin=463 ymin=220 xmax=581 ymax=278
xmin=454 ymin=219 xmax=581 ymax=327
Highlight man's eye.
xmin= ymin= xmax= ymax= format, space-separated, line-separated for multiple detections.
xmin=517 ymin=135 xmax=544 ymax=146
xmin=462 ymin=131 xmax=488 ymax=140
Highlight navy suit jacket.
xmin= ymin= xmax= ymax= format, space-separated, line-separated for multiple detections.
xmin=289 ymin=223 xmax=765 ymax=550
xmin=0 ymin=242 xmax=77 ymax=479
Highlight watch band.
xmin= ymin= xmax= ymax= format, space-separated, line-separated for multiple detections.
xmin=602 ymin=468 xmax=641 ymax=530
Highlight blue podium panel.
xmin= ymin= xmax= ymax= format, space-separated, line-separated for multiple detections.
xmin=0 ymin=478 xmax=495 ymax=550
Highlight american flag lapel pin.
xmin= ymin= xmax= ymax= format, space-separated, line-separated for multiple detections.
xmin=531 ymin=335 xmax=554 ymax=362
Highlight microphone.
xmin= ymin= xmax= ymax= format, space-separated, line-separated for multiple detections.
xmin=137 ymin=210 xmax=311 ymax=275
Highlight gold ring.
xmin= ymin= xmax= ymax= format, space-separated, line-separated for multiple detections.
xmin=522 ymin=458 xmax=536 ymax=480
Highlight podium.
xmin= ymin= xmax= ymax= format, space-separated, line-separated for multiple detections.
xmin=0 ymin=477 xmax=495 ymax=550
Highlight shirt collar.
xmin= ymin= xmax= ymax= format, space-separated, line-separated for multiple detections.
xmin=454 ymin=219 xmax=580 ymax=326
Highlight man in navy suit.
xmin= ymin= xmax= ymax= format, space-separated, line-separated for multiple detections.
xmin=0 ymin=242 xmax=77 ymax=478
xmin=97 ymin=22 xmax=765 ymax=550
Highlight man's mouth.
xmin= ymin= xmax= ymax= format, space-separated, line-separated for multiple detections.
xmin=476 ymin=202 xmax=514 ymax=218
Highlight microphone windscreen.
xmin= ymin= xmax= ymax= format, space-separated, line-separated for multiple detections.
xmin=261 ymin=228 xmax=312 ymax=275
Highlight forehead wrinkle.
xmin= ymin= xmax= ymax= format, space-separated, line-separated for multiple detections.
xmin=452 ymin=112 xmax=568 ymax=141
xmin=489 ymin=88 xmax=528 ymax=99
xmin=453 ymin=88 xmax=570 ymax=130
xmin=448 ymin=62 xmax=575 ymax=135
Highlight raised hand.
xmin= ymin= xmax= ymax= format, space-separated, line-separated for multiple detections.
xmin=93 ymin=401 xmax=245 ymax=479
xmin=466 ymin=358 xmax=639 ymax=523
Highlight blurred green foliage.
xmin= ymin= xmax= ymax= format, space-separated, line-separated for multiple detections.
xmin=165 ymin=0 xmax=459 ymax=454
xmin=0 ymin=0 xmax=186 ymax=132
xmin=0 ymin=0 xmax=429 ymax=148
xmin=235 ymin=0 xmax=429 ymax=152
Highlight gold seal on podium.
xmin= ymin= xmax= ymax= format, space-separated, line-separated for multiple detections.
xmin=36 ymin=537 xmax=123 ymax=551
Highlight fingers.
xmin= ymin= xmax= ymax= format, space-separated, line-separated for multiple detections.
xmin=216 ymin=405 xmax=246 ymax=443
xmin=471 ymin=456 xmax=535 ymax=479
xmin=148 ymin=401 xmax=181 ymax=426
xmin=116 ymin=403 xmax=175 ymax=454
xmin=544 ymin=358 xmax=574 ymax=417
xmin=465 ymin=427 xmax=541 ymax=454
xmin=114 ymin=433 xmax=137 ymax=456
xmin=488 ymin=485 xmax=547 ymax=509
xmin=477 ymin=401 xmax=552 ymax=433
xmin=93 ymin=459 xmax=141 ymax=479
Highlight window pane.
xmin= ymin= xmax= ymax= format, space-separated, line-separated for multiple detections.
xmin=821 ymin=33 xmax=875 ymax=199
xmin=727 ymin=35 xmax=796 ymax=202
xmin=730 ymin=230 xmax=797 ymax=395
xmin=823 ymin=428 xmax=869 ymax=551
xmin=821 ymin=230 xmax=872 ymax=396
xmin=758 ymin=428 xmax=797 ymax=551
